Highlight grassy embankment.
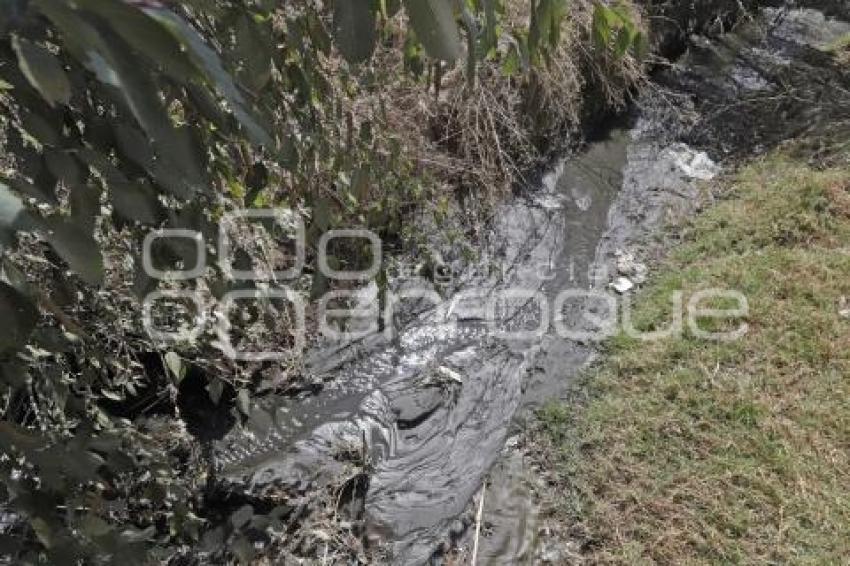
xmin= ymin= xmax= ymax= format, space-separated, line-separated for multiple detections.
xmin=538 ymin=147 xmax=850 ymax=563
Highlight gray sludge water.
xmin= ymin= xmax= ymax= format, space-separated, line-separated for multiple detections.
xmin=215 ymin=5 xmax=849 ymax=564
xmin=216 ymin=127 xmax=634 ymax=563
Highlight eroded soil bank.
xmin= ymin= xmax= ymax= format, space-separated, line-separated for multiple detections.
xmin=210 ymin=3 xmax=849 ymax=564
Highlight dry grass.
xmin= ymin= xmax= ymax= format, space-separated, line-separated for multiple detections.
xmin=537 ymin=148 xmax=850 ymax=564
xmin=347 ymin=0 xmax=645 ymax=207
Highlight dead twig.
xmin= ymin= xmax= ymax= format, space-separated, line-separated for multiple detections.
xmin=471 ymin=481 xmax=487 ymax=566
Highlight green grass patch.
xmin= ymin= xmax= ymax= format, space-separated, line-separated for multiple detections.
xmin=538 ymin=151 xmax=850 ymax=564
xmin=825 ymin=33 xmax=850 ymax=54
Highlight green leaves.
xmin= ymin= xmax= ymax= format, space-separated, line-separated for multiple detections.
xmin=500 ymin=38 xmax=524 ymax=77
xmin=164 ymin=351 xmax=185 ymax=382
xmin=403 ymin=33 xmax=425 ymax=76
xmin=146 ymin=8 xmax=274 ymax=147
xmin=236 ymin=388 xmax=251 ymax=416
xmin=0 ymin=282 xmax=38 ymax=352
xmin=230 ymin=505 xmax=253 ymax=529
xmin=0 ymin=181 xmax=31 ymax=234
xmin=404 ymin=0 xmax=461 ymax=61
xmin=1 ymin=180 xmax=35 ymax=250
xmin=73 ymin=0 xmax=200 ymax=83
xmin=528 ymin=0 xmax=567 ymax=64
xmin=11 ymin=36 xmax=71 ymax=107
xmin=79 ymin=515 xmax=112 ymax=539
xmin=0 ymin=421 xmax=46 ymax=453
xmin=332 ymin=0 xmax=377 ymax=64
xmin=459 ymin=5 xmax=478 ymax=87
xmin=482 ymin=0 xmax=500 ymax=56
xmin=93 ymin=30 xmax=195 ymax=179
xmin=110 ymin=180 xmax=162 ymax=225
xmin=591 ymin=3 xmax=614 ymax=46
xmin=591 ymin=2 xmax=644 ymax=59
xmin=35 ymin=1 xmax=206 ymax=198
xmin=615 ymin=26 xmax=632 ymax=56
xmin=29 ymin=518 xmax=54 ymax=550
xmin=43 ymin=217 xmax=104 ymax=285
xmin=207 ymin=377 xmax=225 ymax=405
xmin=233 ymin=13 xmax=274 ymax=91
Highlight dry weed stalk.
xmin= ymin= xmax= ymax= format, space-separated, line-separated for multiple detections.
xmin=344 ymin=0 xmax=647 ymax=211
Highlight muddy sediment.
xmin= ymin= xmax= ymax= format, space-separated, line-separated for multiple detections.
xmin=210 ymin=4 xmax=850 ymax=564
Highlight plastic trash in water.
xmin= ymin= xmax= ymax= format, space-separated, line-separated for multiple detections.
xmin=615 ymin=250 xmax=648 ymax=284
xmin=570 ymin=184 xmax=593 ymax=211
xmin=609 ymin=277 xmax=635 ymax=294
xmin=665 ymin=143 xmax=721 ymax=180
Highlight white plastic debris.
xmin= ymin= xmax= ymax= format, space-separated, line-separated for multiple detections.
xmin=615 ymin=250 xmax=649 ymax=284
xmin=541 ymin=160 xmax=566 ymax=192
xmin=570 ymin=185 xmax=592 ymax=212
xmin=532 ymin=193 xmax=565 ymax=210
xmin=437 ymin=366 xmax=463 ymax=384
xmin=574 ymin=194 xmax=592 ymax=212
xmin=610 ymin=277 xmax=635 ymax=294
xmin=665 ymin=143 xmax=721 ymax=180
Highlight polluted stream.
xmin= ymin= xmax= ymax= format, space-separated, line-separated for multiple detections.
xmin=214 ymin=6 xmax=850 ymax=564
